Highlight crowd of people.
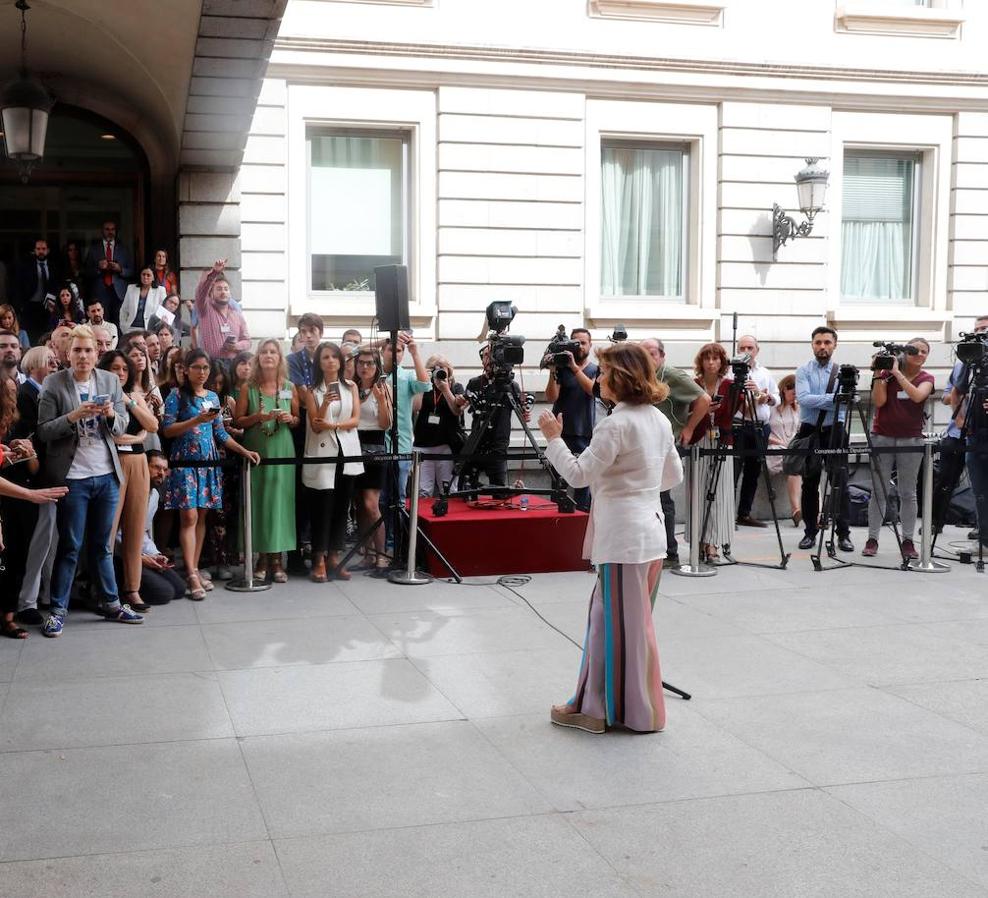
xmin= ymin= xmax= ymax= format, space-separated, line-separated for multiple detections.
xmin=1 ymin=223 xmax=986 ymax=651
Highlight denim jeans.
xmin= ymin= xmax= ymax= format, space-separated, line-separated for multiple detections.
xmin=50 ymin=473 xmax=120 ymax=616
xmin=966 ymin=449 xmax=988 ymax=543
xmin=381 ymin=458 xmax=412 ymax=550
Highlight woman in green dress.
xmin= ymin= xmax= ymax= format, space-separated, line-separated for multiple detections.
xmin=235 ymin=339 xmax=298 ymax=582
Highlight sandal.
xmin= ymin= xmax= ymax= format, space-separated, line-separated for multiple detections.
xmin=791 ymin=509 xmax=802 ymax=528
xmin=310 ymin=554 xmax=328 ymax=583
xmin=328 ymin=554 xmax=351 ymax=582
xmin=123 ymin=592 xmax=151 ymax=613
xmin=2 ymin=619 xmax=28 ymax=639
xmin=374 ymin=552 xmax=391 ymax=570
xmin=187 ymin=572 xmax=207 ymax=602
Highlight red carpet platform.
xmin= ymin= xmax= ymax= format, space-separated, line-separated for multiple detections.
xmin=417 ymin=495 xmax=591 ymax=577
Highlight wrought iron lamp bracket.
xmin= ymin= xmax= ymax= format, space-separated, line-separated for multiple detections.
xmin=772 ymin=203 xmax=817 ymax=260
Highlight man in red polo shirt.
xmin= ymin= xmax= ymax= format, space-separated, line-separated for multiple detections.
xmin=194 ymin=259 xmax=250 ymax=359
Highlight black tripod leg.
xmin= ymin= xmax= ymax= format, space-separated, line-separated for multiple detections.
xmin=338 ymin=514 xmax=386 ymax=570
xmin=662 ymin=681 xmax=691 ymax=700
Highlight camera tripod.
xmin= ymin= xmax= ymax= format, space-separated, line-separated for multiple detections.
xmin=695 ymin=381 xmax=789 ymax=570
xmin=811 ymin=377 xmax=907 ymax=573
xmin=432 ymin=373 xmax=574 ymax=517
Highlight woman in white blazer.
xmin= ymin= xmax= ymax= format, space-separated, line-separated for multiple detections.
xmin=539 ymin=342 xmax=683 ymax=735
xmin=119 ymin=267 xmax=166 ymax=335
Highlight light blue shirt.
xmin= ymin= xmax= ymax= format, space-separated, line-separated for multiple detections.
xmin=384 ymin=365 xmax=431 ymax=454
xmin=795 ymin=358 xmax=840 ymax=427
xmin=943 ymin=361 xmax=967 ymax=439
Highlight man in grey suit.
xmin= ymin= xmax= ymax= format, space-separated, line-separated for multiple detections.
xmin=84 ymin=220 xmax=133 ymax=325
xmin=37 ymin=324 xmax=143 ymax=636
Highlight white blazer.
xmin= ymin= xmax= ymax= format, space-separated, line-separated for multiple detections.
xmin=119 ymin=284 xmax=166 ymax=334
xmin=302 ymin=381 xmax=364 ymax=489
xmin=545 ymin=402 xmax=683 ymax=565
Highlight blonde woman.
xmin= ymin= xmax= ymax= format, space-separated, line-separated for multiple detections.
xmin=412 ymin=353 xmax=467 ymax=497
xmin=234 ymin=339 xmax=298 ymax=582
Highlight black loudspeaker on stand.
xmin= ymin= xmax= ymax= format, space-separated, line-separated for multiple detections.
xmin=374 ymin=264 xmax=411 ymax=332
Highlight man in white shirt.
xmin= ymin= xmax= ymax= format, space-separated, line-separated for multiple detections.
xmin=733 ymin=335 xmax=780 ymax=528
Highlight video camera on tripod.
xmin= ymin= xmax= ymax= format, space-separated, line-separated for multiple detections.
xmin=872 ymin=340 xmax=920 ymax=372
xmin=955 ymin=330 xmax=988 ymax=367
xmin=483 ymin=301 xmax=526 ymax=376
xmin=540 ymin=325 xmax=582 ymax=372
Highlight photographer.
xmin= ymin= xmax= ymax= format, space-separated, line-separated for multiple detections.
xmin=732 ymin=336 xmax=780 ymax=528
xmin=863 ymin=338 xmax=934 ymax=559
xmin=544 ymin=328 xmax=598 ymax=511
xmin=461 ymin=344 xmax=527 ymax=488
xmin=794 ymin=326 xmax=853 ymax=552
xmin=413 ymin=355 xmax=467 ymax=497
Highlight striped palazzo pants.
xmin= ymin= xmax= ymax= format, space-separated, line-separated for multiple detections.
xmin=569 ymin=560 xmax=666 ymax=733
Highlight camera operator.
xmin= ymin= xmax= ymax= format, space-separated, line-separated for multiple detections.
xmin=413 ymin=354 xmax=467 ymax=497
xmin=794 ymin=326 xmax=853 ymax=552
xmin=640 ymin=337 xmax=710 ymax=567
xmin=732 ymin=335 xmax=780 ymax=528
xmin=544 ymin=328 xmax=598 ymax=512
xmin=461 ymin=345 xmax=528 ymax=488
xmin=943 ymin=315 xmax=988 ymax=548
xmin=862 ymin=338 xmax=934 ymax=559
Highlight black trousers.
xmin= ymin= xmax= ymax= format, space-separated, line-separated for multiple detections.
xmin=660 ymin=489 xmax=678 ymax=558
xmin=0 ymin=498 xmax=38 ymax=614
xmin=561 ymin=434 xmax=592 ymax=512
xmin=931 ymin=435 xmax=967 ymax=533
xmin=733 ymin=422 xmax=769 ymax=518
xmin=310 ymin=471 xmax=357 ymax=554
xmin=797 ymin=422 xmax=851 ymax=538
xmin=113 ymin=556 xmax=186 ymax=605
xmin=460 ymin=444 xmax=508 ymax=489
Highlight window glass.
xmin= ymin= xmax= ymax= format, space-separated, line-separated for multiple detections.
xmin=308 ymin=132 xmax=407 ymax=292
xmin=600 ymin=144 xmax=687 ymax=299
xmin=841 ymin=152 xmax=917 ymax=302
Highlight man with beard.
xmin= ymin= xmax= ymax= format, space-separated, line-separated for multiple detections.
xmin=194 ymin=259 xmax=250 ymax=360
xmin=544 ymin=327 xmax=598 ymax=511
xmin=0 ymin=329 xmax=24 ymax=384
xmin=795 ymin=326 xmax=853 ymax=553
xmin=85 ymin=299 xmax=118 ymax=349
xmin=15 ymin=238 xmax=58 ymax=338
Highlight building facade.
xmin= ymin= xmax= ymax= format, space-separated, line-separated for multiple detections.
xmin=212 ymin=0 xmax=988 ymax=401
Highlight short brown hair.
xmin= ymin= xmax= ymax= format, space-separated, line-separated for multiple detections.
xmin=297 ymin=313 xmax=324 ymax=334
xmin=596 ymin=343 xmax=668 ymax=405
xmin=693 ymin=342 xmax=729 ymax=378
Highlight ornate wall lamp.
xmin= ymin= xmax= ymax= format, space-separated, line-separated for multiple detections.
xmin=772 ymin=157 xmax=829 ymax=260
xmin=1 ymin=0 xmax=53 ymax=182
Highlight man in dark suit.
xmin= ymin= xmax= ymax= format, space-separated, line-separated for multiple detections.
xmin=84 ymin=220 xmax=133 ymax=324
xmin=14 ymin=238 xmax=58 ymax=339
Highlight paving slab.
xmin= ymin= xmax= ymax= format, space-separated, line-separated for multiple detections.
xmin=193 ymin=583 xmax=361 ymax=624
xmin=696 ymin=687 xmax=987 ymax=785
xmin=0 ymin=640 xmax=22 ymax=682
xmin=0 ymin=739 xmax=268 ymax=862
xmin=218 ymin=658 xmax=463 ymax=736
xmin=885 ymin=678 xmax=988 ymax=735
xmin=475 ymin=706 xmax=809 ymax=811
xmin=339 ymin=573 xmax=518 ymax=614
xmin=242 ymin=720 xmax=553 ymax=838
xmin=828 ymin=773 xmax=988 ymax=888
xmin=571 ymin=789 xmax=985 ymax=898
xmin=0 ymin=841 xmax=289 ymax=898
xmin=275 ymin=815 xmax=640 ymax=898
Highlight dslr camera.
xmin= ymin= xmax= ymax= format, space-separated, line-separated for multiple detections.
xmin=541 ymin=324 xmax=581 ymax=371
xmin=871 ymin=340 xmax=919 ymax=372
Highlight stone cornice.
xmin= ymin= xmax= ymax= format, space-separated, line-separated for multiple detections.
xmin=273 ymin=36 xmax=988 ymax=88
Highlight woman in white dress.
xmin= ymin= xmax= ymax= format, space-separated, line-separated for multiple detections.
xmin=767 ymin=373 xmax=802 ymax=527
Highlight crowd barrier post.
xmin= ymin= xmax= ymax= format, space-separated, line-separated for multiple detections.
xmin=671 ymin=443 xmax=716 ymax=578
xmin=908 ymin=436 xmax=950 ymax=574
xmin=389 ymin=450 xmax=433 ymax=586
xmin=226 ymin=457 xmax=272 ymax=593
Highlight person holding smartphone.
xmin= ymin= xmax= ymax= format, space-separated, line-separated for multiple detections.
xmin=162 ymin=349 xmax=260 ymax=600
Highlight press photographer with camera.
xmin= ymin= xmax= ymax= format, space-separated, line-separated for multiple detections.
xmin=732 ymin=335 xmax=780 ymax=528
xmin=538 ymin=342 xmax=682 ymax=735
xmin=412 ymin=354 xmax=467 ymax=497
xmin=862 ymin=338 xmax=934 ymax=559
xmin=543 ymin=328 xmax=598 ymax=512
xmin=794 ymin=326 xmax=853 ymax=552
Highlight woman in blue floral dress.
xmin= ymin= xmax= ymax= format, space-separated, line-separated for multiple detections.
xmin=163 ymin=349 xmax=259 ymax=599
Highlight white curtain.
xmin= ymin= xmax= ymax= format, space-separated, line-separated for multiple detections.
xmin=601 ymin=146 xmax=684 ymax=297
xmin=841 ymin=154 xmax=915 ymax=301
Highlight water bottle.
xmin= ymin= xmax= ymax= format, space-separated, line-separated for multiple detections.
xmin=519 ymin=495 xmax=529 ymax=512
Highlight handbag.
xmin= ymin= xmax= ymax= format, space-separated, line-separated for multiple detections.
xmin=782 ymin=366 xmax=837 ymax=477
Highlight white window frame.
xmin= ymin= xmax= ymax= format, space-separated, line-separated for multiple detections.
xmin=305 ymin=126 xmax=411 ymax=296
xmin=839 ymin=149 xmax=922 ymax=305
xmin=827 ymin=111 xmax=952 ymax=325
xmin=585 ymin=99 xmax=717 ymax=326
xmin=287 ymin=84 xmax=437 ymax=322
xmin=835 ymin=0 xmax=964 ymax=39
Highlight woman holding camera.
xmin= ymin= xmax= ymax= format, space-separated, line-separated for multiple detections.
xmin=863 ymin=338 xmax=934 ymax=559
xmin=163 ymin=349 xmax=259 ymax=599
xmin=538 ymin=342 xmax=683 ymax=735
xmin=413 ymin=354 xmax=467 ymax=497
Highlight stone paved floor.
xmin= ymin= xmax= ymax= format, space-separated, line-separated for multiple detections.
xmin=1 ymin=524 xmax=986 ymax=897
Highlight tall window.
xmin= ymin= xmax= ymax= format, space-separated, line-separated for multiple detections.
xmin=600 ymin=143 xmax=687 ymax=300
xmin=307 ymin=130 xmax=408 ymax=292
xmin=841 ymin=152 xmax=919 ymax=302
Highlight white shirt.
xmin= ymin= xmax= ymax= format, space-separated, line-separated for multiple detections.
xmin=66 ymin=378 xmax=114 ymax=479
xmin=732 ymin=362 xmax=780 ymax=425
xmin=545 ymin=402 xmax=683 ymax=564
